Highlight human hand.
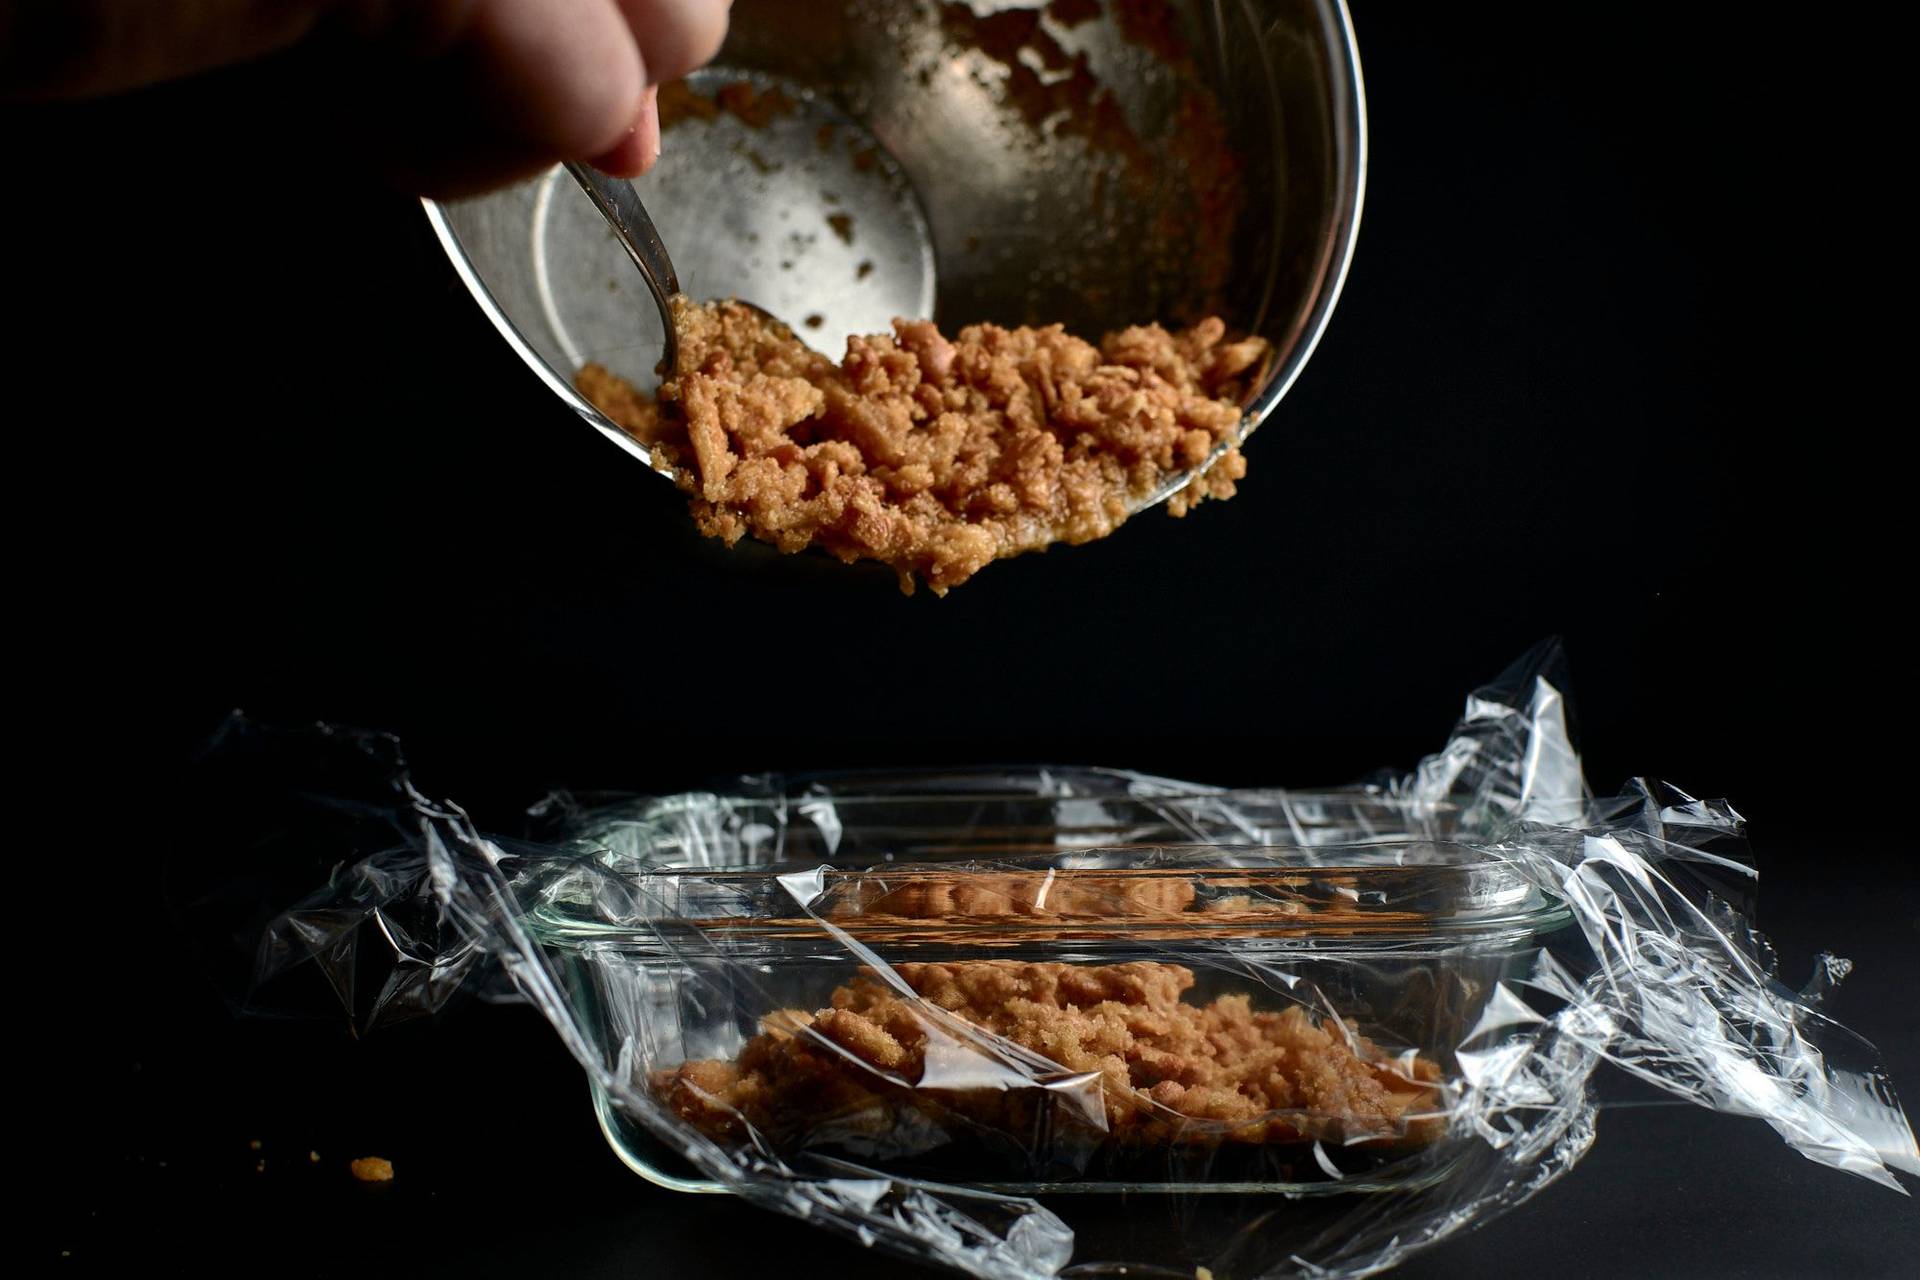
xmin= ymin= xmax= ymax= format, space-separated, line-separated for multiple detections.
xmin=0 ymin=1 xmax=733 ymax=194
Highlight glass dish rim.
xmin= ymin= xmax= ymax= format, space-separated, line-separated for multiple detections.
xmin=522 ymin=838 xmax=1576 ymax=950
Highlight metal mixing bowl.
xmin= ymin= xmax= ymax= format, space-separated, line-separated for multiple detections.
xmin=424 ymin=0 xmax=1365 ymax=502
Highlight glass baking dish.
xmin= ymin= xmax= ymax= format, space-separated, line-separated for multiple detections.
xmin=526 ymin=770 xmax=1574 ymax=1197
xmin=240 ymin=658 xmax=1916 ymax=1278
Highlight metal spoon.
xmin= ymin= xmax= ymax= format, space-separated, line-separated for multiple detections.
xmin=563 ymin=162 xmax=685 ymax=376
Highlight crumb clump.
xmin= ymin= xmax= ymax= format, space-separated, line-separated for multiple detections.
xmin=349 ymin=1157 xmax=394 ymax=1183
xmin=578 ymin=298 xmax=1267 ymax=594
xmin=654 ymin=961 xmax=1443 ymax=1151
xmin=657 ymin=78 xmax=796 ymax=131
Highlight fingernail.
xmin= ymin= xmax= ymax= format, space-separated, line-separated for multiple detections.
xmin=640 ymin=86 xmax=662 ymax=170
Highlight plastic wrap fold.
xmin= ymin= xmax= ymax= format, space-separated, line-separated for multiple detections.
xmin=235 ymin=648 xmax=1916 ymax=1279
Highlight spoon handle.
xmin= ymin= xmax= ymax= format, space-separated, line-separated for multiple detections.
xmin=563 ymin=161 xmax=683 ymax=377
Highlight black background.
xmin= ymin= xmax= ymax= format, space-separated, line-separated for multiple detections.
xmin=12 ymin=1 xmax=1915 ymax=1275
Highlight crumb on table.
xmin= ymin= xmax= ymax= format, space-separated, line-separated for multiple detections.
xmin=349 ymin=1156 xmax=395 ymax=1183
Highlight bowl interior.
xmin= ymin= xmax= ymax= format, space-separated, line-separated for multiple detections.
xmin=425 ymin=0 xmax=1362 ymax=466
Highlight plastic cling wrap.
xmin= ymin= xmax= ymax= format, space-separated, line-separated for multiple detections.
xmin=238 ymin=651 xmax=1917 ymax=1279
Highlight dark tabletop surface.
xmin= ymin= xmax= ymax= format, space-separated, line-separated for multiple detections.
xmin=10 ymin=0 xmax=1913 ymax=1275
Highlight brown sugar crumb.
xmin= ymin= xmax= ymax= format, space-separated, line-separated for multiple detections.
xmin=804 ymin=314 xmax=826 ymax=329
xmin=655 ymin=79 xmax=720 ymax=128
xmin=577 ymin=298 xmax=1268 ymax=595
xmin=658 ymin=78 xmax=797 ymax=132
xmin=825 ymin=212 xmax=855 ymax=244
xmin=944 ymin=4 xmax=1130 ymax=155
xmin=349 ymin=1157 xmax=394 ymax=1183
xmin=575 ymin=362 xmax=665 ymax=446
xmin=738 ymin=145 xmax=778 ymax=175
xmin=1111 ymin=0 xmax=1190 ymax=63
xmin=939 ymin=0 xmax=1244 ymax=321
xmin=856 ymin=260 xmax=875 ymax=280
xmin=1167 ymin=444 xmax=1248 ymax=518
xmin=654 ymin=961 xmax=1444 ymax=1152
xmin=716 ymin=80 xmax=796 ymax=128
xmin=1047 ymin=0 xmax=1103 ymax=27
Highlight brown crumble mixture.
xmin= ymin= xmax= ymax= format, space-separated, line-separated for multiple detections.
xmin=838 ymin=869 xmax=1201 ymax=919
xmin=577 ymin=297 xmax=1266 ymax=594
xmin=658 ymin=78 xmax=797 ymax=131
xmin=655 ymin=961 xmax=1444 ymax=1150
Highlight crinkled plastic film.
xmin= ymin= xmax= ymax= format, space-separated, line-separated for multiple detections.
xmin=236 ymin=648 xmax=1917 ymax=1279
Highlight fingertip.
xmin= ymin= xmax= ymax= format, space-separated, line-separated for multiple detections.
xmin=473 ymin=0 xmax=647 ymax=160
xmin=590 ymin=130 xmax=646 ymax=178
xmin=636 ymin=85 xmax=662 ymax=172
xmin=588 ymin=87 xmax=659 ymax=177
xmin=625 ymin=0 xmax=732 ymax=87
